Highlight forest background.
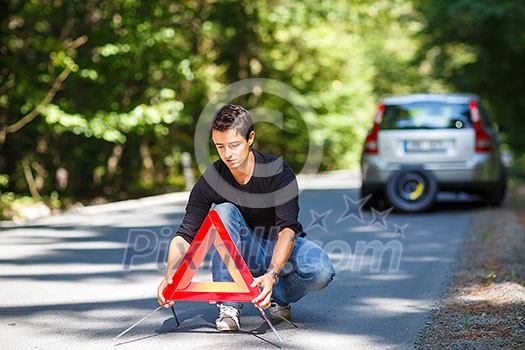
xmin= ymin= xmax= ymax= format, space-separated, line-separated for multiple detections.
xmin=1 ymin=0 xmax=524 ymax=219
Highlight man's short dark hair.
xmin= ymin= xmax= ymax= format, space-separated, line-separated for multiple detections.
xmin=211 ymin=104 xmax=254 ymax=141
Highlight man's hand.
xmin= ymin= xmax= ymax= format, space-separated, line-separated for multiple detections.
xmin=157 ymin=275 xmax=175 ymax=308
xmin=251 ymin=228 xmax=295 ymax=309
xmin=250 ymin=273 xmax=275 ymax=309
xmin=157 ymin=236 xmax=189 ymax=307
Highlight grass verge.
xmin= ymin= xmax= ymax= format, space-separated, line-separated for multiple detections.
xmin=416 ymin=178 xmax=525 ymax=349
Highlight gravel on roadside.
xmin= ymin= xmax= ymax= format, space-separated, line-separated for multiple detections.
xmin=415 ymin=204 xmax=525 ymax=350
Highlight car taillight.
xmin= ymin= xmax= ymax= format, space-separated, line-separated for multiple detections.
xmin=364 ymin=104 xmax=384 ymax=155
xmin=469 ymin=100 xmax=491 ymax=152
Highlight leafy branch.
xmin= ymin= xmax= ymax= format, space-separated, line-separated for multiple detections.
xmin=1 ymin=36 xmax=88 ymax=139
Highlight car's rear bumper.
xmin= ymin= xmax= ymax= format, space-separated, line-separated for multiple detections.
xmin=361 ymin=153 xmax=500 ymax=187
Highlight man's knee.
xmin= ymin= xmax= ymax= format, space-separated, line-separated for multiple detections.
xmin=310 ymin=256 xmax=336 ymax=291
xmin=296 ymin=241 xmax=336 ymax=291
xmin=314 ymin=266 xmax=335 ymax=290
xmin=213 ymin=203 xmax=240 ymax=221
xmin=212 ymin=203 xmax=246 ymax=242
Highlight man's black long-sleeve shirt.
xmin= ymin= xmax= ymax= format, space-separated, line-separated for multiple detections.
xmin=175 ymin=149 xmax=305 ymax=243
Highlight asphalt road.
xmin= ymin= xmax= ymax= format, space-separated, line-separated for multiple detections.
xmin=0 ymin=171 xmax=485 ymax=349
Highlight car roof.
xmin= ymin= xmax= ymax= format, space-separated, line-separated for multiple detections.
xmin=382 ymin=93 xmax=480 ymax=105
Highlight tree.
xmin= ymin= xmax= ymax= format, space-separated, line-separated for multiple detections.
xmin=0 ymin=0 xmax=432 ymax=217
xmin=413 ymin=0 xmax=525 ymax=166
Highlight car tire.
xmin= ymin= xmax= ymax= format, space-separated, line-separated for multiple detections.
xmin=385 ymin=168 xmax=438 ymax=212
xmin=484 ymin=165 xmax=507 ymax=207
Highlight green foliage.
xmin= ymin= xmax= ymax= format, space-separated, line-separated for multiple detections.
xmin=4 ymin=0 xmax=521 ymax=218
xmin=413 ymin=0 xmax=525 ymax=163
xmin=43 ymin=97 xmax=184 ymax=143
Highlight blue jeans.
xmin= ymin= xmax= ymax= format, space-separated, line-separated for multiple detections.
xmin=212 ymin=203 xmax=336 ymax=309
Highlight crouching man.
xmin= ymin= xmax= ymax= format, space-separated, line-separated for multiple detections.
xmin=158 ymin=104 xmax=335 ymax=331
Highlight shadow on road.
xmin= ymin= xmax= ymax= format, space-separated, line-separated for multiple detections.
xmin=0 ymin=188 xmax=491 ymax=348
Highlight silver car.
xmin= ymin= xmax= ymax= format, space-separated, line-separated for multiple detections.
xmin=360 ymin=93 xmax=507 ymax=212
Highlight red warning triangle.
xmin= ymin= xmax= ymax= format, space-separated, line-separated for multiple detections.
xmin=163 ymin=209 xmax=261 ymax=303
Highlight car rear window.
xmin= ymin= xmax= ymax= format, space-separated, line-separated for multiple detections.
xmin=381 ymin=102 xmax=472 ymax=130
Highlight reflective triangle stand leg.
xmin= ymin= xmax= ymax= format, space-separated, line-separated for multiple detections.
xmin=114 ymin=305 xmax=162 ymax=341
xmin=170 ymin=306 xmax=180 ymax=328
xmin=256 ymin=306 xmax=283 ymax=343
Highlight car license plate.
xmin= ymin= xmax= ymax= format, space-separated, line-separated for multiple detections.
xmin=404 ymin=140 xmax=452 ymax=153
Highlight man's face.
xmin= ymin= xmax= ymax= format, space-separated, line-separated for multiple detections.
xmin=212 ymin=129 xmax=254 ymax=170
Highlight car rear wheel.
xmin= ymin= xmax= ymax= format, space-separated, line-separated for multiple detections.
xmin=385 ymin=168 xmax=438 ymax=212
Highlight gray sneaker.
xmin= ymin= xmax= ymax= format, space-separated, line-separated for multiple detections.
xmin=269 ymin=302 xmax=291 ymax=321
xmin=215 ymin=304 xmax=241 ymax=331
